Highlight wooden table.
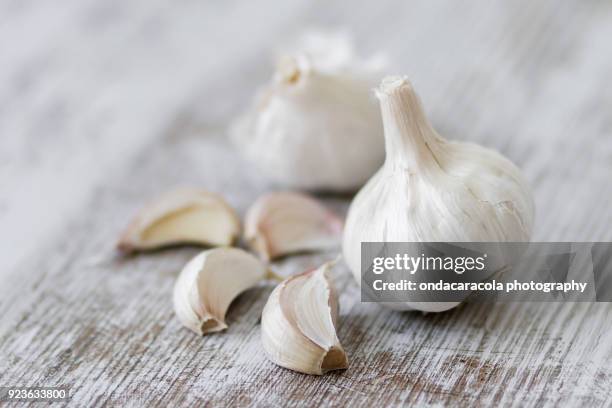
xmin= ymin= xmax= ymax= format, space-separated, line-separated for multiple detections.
xmin=1 ymin=1 xmax=611 ymax=406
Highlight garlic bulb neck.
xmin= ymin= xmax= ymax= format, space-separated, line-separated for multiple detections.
xmin=275 ymin=55 xmax=309 ymax=85
xmin=377 ymin=76 xmax=443 ymax=173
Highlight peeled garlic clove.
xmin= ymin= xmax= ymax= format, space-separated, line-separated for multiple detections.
xmin=261 ymin=261 xmax=348 ymax=375
xmin=173 ymin=247 xmax=267 ymax=335
xmin=244 ymin=192 xmax=343 ymax=261
xmin=343 ymin=76 xmax=535 ymax=312
xmin=118 ymin=189 xmax=240 ymax=252
xmin=231 ymin=31 xmax=386 ymax=191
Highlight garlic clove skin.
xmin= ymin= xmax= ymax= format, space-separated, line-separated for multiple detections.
xmin=173 ymin=247 xmax=268 ymax=335
xmin=231 ymin=31 xmax=386 ymax=192
xmin=118 ymin=188 xmax=240 ymax=252
xmin=261 ymin=260 xmax=348 ymax=375
xmin=244 ymin=192 xmax=343 ymax=261
xmin=343 ymin=76 xmax=535 ymax=312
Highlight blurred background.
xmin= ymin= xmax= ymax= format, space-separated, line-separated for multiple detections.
xmin=2 ymin=2 xmax=612 ymax=406
xmin=1 ymin=0 xmax=611 ymax=274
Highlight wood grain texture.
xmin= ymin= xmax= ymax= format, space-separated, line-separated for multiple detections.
xmin=1 ymin=0 xmax=612 ymax=406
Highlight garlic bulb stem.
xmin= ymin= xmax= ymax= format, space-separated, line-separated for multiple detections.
xmin=378 ymin=78 xmax=441 ymax=172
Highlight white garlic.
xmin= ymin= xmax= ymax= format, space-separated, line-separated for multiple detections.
xmin=343 ymin=76 xmax=535 ymax=312
xmin=261 ymin=260 xmax=348 ymax=375
xmin=244 ymin=191 xmax=343 ymax=261
xmin=231 ymin=31 xmax=385 ymax=191
xmin=173 ymin=247 xmax=268 ymax=335
xmin=118 ymin=188 xmax=240 ymax=252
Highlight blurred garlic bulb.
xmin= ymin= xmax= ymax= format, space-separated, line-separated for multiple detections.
xmin=343 ymin=76 xmax=535 ymax=312
xmin=261 ymin=260 xmax=348 ymax=375
xmin=231 ymin=31 xmax=386 ymax=191
xmin=173 ymin=248 xmax=268 ymax=335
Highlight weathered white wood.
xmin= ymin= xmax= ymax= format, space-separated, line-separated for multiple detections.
xmin=1 ymin=0 xmax=612 ymax=406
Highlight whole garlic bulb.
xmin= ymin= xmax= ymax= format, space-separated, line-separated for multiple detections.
xmin=343 ymin=76 xmax=535 ymax=312
xmin=231 ymin=32 xmax=385 ymax=191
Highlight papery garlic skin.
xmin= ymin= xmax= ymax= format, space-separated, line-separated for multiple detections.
xmin=231 ymin=32 xmax=385 ymax=191
xmin=245 ymin=191 xmax=343 ymax=260
xmin=261 ymin=261 xmax=348 ymax=375
xmin=118 ymin=188 xmax=240 ymax=252
xmin=343 ymin=76 xmax=535 ymax=312
xmin=173 ymin=248 xmax=267 ymax=335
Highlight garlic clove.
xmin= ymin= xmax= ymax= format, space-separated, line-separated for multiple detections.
xmin=173 ymin=247 xmax=268 ymax=335
xmin=118 ymin=188 xmax=240 ymax=252
xmin=343 ymin=76 xmax=535 ymax=312
xmin=261 ymin=260 xmax=348 ymax=375
xmin=231 ymin=30 xmax=386 ymax=191
xmin=244 ymin=192 xmax=343 ymax=261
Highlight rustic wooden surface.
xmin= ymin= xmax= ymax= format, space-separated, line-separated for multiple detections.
xmin=1 ymin=1 xmax=612 ymax=406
